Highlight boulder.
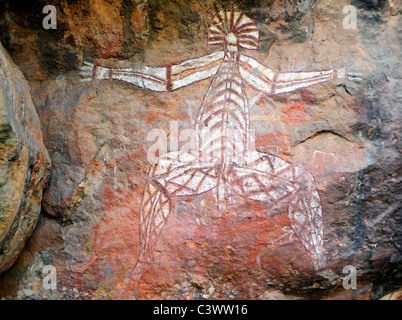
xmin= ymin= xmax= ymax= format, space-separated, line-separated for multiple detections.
xmin=0 ymin=43 xmax=51 ymax=273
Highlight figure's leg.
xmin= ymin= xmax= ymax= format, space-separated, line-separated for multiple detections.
xmin=287 ymin=175 xmax=324 ymax=270
xmin=231 ymin=151 xmax=325 ymax=270
xmin=122 ymin=152 xmax=218 ymax=298
xmin=120 ymin=172 xmax=171 ymax=299
xmin=138 ymin=176 xmax=171 ymax=263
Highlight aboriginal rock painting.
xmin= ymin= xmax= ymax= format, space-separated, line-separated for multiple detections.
xmin=80 ymin=9 xmax=360 ymax=297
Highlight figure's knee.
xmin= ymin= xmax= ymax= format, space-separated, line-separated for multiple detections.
xmin=147 ymin=151 xmax=196 ymax=178
xmin=293 ymin=168 xmax=317 ymax=192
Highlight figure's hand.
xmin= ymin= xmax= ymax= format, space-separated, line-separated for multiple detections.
xmin=347 ymin=72 xmax=362 ymax=82
xmin=337 ymin=66 xmax=362 ymax=82
xmin=79 ymin=61 xmax=111 ymax=81
xmin=79 ymin=61 xmax=94 ymax=82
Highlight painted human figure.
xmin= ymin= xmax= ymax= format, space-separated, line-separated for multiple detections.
xmin=80 ymin=10 xmax=360 ymax=296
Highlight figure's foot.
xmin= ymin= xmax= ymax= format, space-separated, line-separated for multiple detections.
xmin=313 ymin=255 xmax=327 ymax=272
xmin=312 ymin=256 xmax=341 ymax=287
xmin=117 ymin=260 xmax=152 ymax=300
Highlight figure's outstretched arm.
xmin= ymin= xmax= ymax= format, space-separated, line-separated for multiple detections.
xmin=80 ymin=50 xmax=225 ymax=92
xmin=239 ymin=54 xmax=361 ymax=95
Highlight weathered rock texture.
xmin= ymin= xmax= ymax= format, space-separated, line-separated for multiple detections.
xmin=0 ymin=43 xmax=50 ymax=274
xmin=0 ymin=0 xmax=401 ymax=299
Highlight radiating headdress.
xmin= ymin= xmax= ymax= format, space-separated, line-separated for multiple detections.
xmin=207 ymin=9 xmax=260 ymax=52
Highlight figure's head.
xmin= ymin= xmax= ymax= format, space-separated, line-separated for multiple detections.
xmin=207 ymin=9 xmax=259 ymax=53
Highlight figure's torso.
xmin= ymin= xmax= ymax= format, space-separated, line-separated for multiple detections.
xmin=195 ymin=53 xmax=250 ymax=166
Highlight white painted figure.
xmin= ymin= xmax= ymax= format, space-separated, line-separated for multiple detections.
xmin=80 ymin=9 xmax=361 ymax=297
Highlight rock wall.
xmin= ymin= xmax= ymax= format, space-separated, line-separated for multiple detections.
xmin=0 ymin=0 xmax=400 ymax=299
xmin=0 ymin=43 xmax=50 ymax=274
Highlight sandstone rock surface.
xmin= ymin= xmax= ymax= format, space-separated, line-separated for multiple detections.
xmin=0 ymin=0 xmax=400 ymax=299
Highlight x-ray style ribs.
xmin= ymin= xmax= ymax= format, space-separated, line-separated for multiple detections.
xmin=80 ymin=9 xmax=361 ymax=295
